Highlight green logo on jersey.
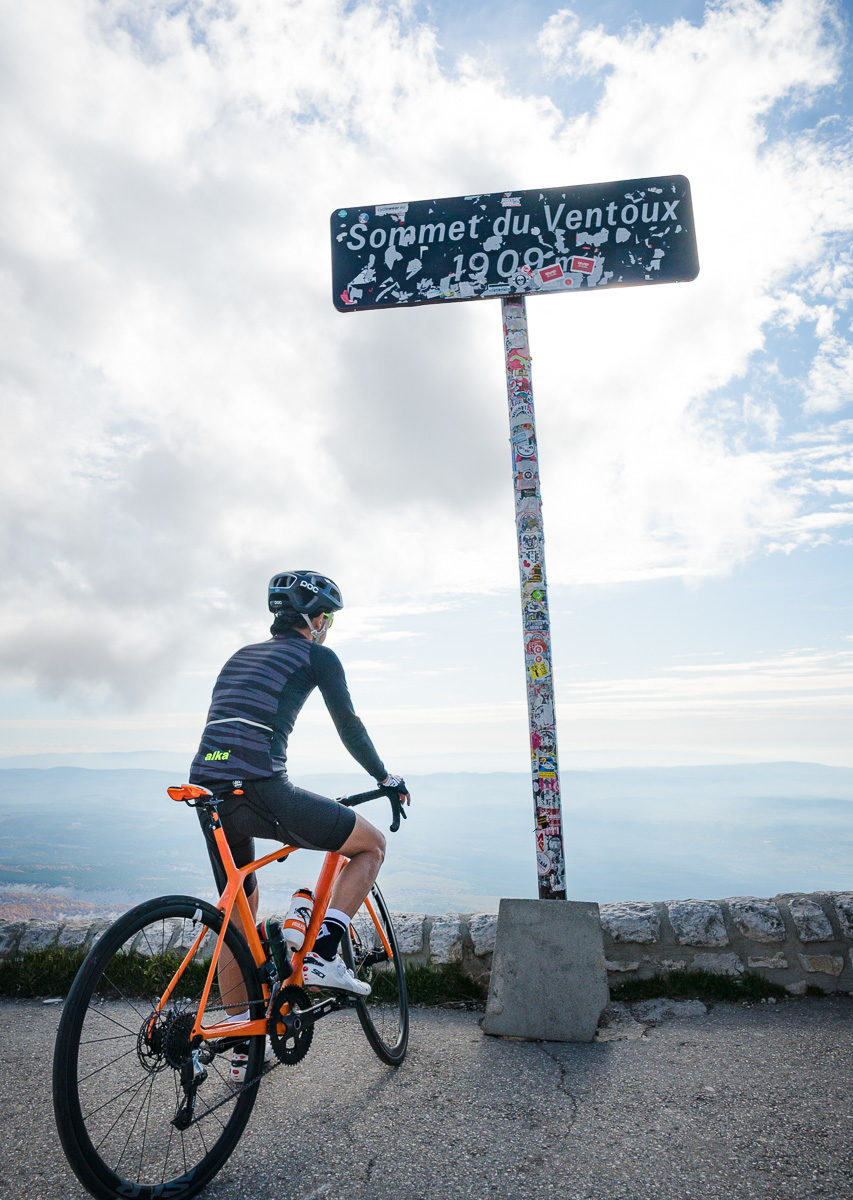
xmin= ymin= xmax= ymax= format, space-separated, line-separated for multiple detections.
xmin=204 ymin=750 xmax=231 ymax=762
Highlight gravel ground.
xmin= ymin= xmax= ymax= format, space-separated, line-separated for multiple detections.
xmin=4 ymin=995 xmax=851 ymax=1200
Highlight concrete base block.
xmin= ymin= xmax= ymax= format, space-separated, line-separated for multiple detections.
xmin=483 ymin=899 xmax=609 ymax=1042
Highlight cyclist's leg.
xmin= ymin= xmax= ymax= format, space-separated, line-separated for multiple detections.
xmin=220 ymin=877 xmax=259 ymax=1014
xmin=329 ymin=812 xmax=386 ymax=916
xmin=204 ymin=797 xmax=264 ymax=1013
xmin=237 ymin=780 xmax=385 ymax=995
xmin=247 ymin=776 xmax=385 ymax=918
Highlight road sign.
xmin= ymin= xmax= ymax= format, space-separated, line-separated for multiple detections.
xmin=330 ymin=175 xmax=698 ymax=311
xmin=330 ymin=174 xmax=699 ymax=900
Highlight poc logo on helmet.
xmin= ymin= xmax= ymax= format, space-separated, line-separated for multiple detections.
xmin=300 ymin=580 xmax=320 ymax=594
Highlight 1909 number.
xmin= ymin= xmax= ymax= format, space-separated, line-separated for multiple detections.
xmin=452 ymin=247 xmax=548 ymax=279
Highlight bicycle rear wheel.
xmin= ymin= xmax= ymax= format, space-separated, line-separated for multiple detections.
xmin=342 ymin=884 xmax=409 ymax=1064
xmin=53 ymin=895 xmax=265 ymax=1200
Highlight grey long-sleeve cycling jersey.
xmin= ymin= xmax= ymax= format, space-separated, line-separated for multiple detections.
xmin=189 ymin=630 xmax=386 ymax=785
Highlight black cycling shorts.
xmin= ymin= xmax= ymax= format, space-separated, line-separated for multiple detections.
xmin=203 ymin=775 xmax=357 ymax=898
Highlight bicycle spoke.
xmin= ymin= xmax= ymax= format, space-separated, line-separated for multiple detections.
xmin=207 ymin=1059 xmax=228 ymax=1089
xmin=78 ymin=1042 xmax=139 ymax=1085
xmin=163 ymin=1099 xmax=176 ymax=1190
xmin=137 ymin=1072 xmax=155 ymax=1183
xmin=218 ymin=978 xmax=253 ymax=1008
xmin=92 ymin=1074 xmax=153 ymax=1152
xmin=80 ymin=1031 xmax=138 ymax=1046
xmin=138 ymin=923 xmax=167 ymax=979
xmin=97 ymin=972 xmax=155 ymax=1024
xmin=114 ymin=1072 xmax=156 ymax=1175
xmin=83 ymin=1003 xmax=140 ymax=1037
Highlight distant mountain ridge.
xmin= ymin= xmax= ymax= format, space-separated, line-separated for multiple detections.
xmin=0 ymin=751 xmax=191 ymax=771
xmin=2 ymin=754 xmax=852 ymax=791
xmin=0 ymin=763 xmax=850 ymax=917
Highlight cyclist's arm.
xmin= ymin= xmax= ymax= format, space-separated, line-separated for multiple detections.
xmin=311 ymin=644 xmax=387 ymax=781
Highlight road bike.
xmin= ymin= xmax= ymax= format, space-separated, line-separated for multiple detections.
xmin=52 ymin=784 xmax=409 ymax=1200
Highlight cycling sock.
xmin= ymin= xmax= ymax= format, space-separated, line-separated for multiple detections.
xmin=312 ymin=909 xmax=350 ymax=960
xmin=226 ymin=1009 xmax=250 ymax=1023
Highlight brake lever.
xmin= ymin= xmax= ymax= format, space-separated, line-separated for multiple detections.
xmin=381 ymin=787 xmax=407 ymax=833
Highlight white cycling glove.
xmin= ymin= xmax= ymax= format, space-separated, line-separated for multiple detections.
xmin=381 ymin=773 xmax=408 ymax=794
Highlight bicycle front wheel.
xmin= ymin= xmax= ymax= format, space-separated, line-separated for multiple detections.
xmin=53 ymin=895 xmax=266 ymax=1200
xmin=342 ymin=884 xmax=409 ymax=1064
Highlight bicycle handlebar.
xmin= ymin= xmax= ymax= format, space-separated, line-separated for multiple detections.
xmin=337 ymin=785 xmax=408 ymax=833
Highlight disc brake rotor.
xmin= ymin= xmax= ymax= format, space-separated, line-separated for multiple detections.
xmin=268 ymin=985 xmax=314 ymax=1065
xmin=137 ymin=1011 xmax=169 ymax=1074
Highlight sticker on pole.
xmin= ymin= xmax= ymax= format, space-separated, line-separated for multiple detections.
xmin=330 ymin=175 xmax=699 ymax=311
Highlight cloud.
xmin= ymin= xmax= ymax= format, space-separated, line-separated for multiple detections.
xmin=0 ymin=0 xmax=850 ymax=702
xmin=806 ymin=332 xmax=853 ymax=414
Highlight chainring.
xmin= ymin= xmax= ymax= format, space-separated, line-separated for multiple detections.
xmin=268 ymin=985 xmax=314 ymax=1065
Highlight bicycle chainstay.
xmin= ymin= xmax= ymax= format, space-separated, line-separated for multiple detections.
xmin=175 ymin=989 xmax=358 ymax=1127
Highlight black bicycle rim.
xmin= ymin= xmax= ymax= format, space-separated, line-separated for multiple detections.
xmin=343 ymin=885 xmax=409 ymax=1064
xmin=52 ymin=895 xmax=265 ymax=1200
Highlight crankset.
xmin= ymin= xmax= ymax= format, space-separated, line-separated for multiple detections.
xmin=268 ymin=985 xmax=315 ymax=1064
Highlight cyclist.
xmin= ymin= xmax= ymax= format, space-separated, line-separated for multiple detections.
xmin=188 ymin=571 xmax=409 ymax=1074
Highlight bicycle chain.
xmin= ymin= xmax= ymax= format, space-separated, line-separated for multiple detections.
xmin=180 ymin=985 xmax=319 ymax=1128
xmin=182 ymin=1041 xmax=280 ymax=1128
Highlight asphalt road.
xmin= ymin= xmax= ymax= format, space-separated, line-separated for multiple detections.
xmin=4 ymin=996 xmax=851 ymax=1200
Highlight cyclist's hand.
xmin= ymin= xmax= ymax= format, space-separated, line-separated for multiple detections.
xmin=381 ymin=773 xmax=410 ymax=804
xmin=380 ymin=773 xmax=410 ymax=832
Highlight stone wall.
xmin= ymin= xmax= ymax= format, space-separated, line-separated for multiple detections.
xmin=597 ymin=892 xmax=853 ymax=995
xmin=1 ymin=892 xmax=851 ymax=996
xmin=381 ymin=892 xmax=853 ymax=995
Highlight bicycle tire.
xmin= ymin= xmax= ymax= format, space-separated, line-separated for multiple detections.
xmin=342 ymin=884 xmax=409 ymax=1064
xmin=53 ymin=895 xmax=265 ymax=1200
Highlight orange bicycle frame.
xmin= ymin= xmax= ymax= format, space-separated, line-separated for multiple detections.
xmin=158 ymin=802 xmax=349 ymax=1043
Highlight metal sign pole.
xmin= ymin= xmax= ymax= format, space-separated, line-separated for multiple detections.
xmin=502 ymin=295 xmax=567 ymax=901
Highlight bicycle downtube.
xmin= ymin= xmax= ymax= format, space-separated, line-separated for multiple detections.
xmin=286 ymin=851 xmax=346 ymax=980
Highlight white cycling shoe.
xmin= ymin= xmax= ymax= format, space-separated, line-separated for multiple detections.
xmin=229 ymin=1037 xmax=274 ymax=1085
xmin=303 ymin=951 xmax=371 ymax=996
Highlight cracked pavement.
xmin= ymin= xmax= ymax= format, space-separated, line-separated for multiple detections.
xmin=5 ymin=995 xmax=851 ymax=1200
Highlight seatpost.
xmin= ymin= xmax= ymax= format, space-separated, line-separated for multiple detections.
xmin=195 ymin=803 xmax=229 ymax=897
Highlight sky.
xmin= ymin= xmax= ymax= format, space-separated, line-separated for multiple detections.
xmin=1 ymin=0 xmax=851 ymax=774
